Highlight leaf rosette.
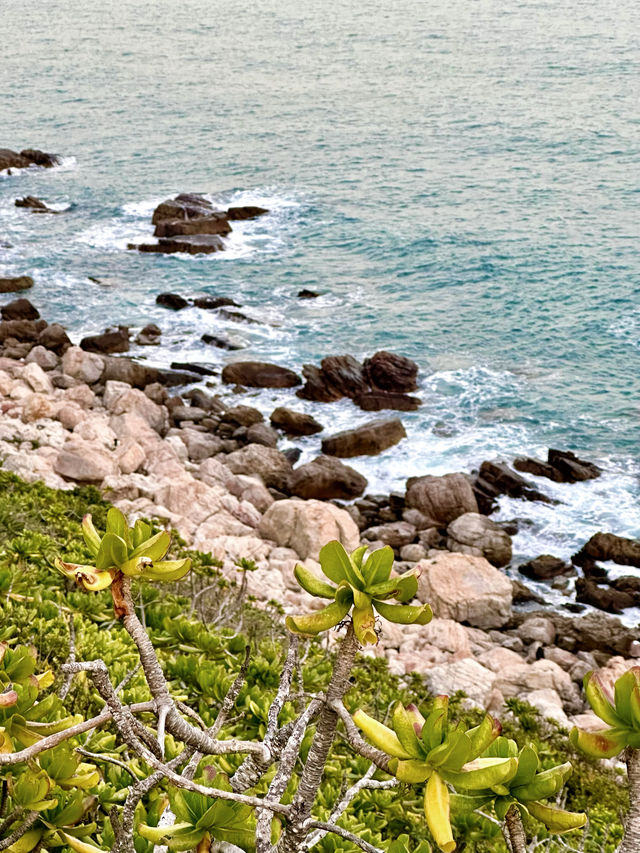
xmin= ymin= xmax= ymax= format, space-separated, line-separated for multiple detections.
xmin=54 ymin=507 xmax=191 ymax=591
xmin=286 ymin=541 xmax=432 ymax=645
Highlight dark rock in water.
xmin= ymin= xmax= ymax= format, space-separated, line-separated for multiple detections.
xmin=15 ymin=196 xmax=57 ymax=214
xmin=183 ymin=388 xmax=224 ymax=413
xmin=354 ymin=391 xmax=421 ymax=412
xmin=102 ymin=357 xmax=195 ymax=388
xmin=405 ymin=472 xmax=478 ymax=527
xmin=226 ymin=205 xmax=269 ymax=220
xmin=193 ymin=296 xmax=240 ymax=309
xmin=131 ymin=235 xmax=225 ymax=255
xmin=573 ymin=531 xmax=640 ymax=569
xmin=0 ymin=319 xmax=47 ymax=342
xmin=154 ymin=213 xmax=231 ymax=238
xmin=513 ymin=457 xmax=563 ymax=482
xmin=297 ymin=289 xmax=319 ymax=298
xmin=519 ymin=554 xmax=572 ymax=580
xmin=215 ymin=308 xmax=259 ymax=324
xmin=547 ymin=448 xmax=601 ymax=482
xmin=0 ymin=276 xmax=34 ymax=293
xmin=221 ymin=361 xmax=301 ymax=389
xmin=38 ymin=323 xmax=71 ymax=354
xmin=151 ymin=194 xmax=216 ymax=225
xmin=201 ymin=334 xmax=242 ymax=350
xmin=19 ymin=149 xmax=59 ymax=168
xmin=296 ymin=364 xmax=343 ymax=402
xmin=169 ymin=361 xmax=217 ymax=377
xmin=581 ymin=559 xmax=609 ymax=580
xmin=611 ymin=576 xmax=640 ymax=598
xmin=1 ymin=298 xmax=40 ymax=321
xmin=0 ymin=148 xmax=59 ymax=171
xmin=270 ymin=406 xmax=324 ymax=436
xmin=321 ymin=355 xmax=368 ymax=398
xmin=290 ymin=455 xmax=367 ymax=500
xmin=136 ymin=324 xmax=162 ymax=346
xmin=321 ymin=417 xmax=406 ymax=458
xmin=80 ymin=327 xmax=130 ymax=354
xmin=282 ymin=447 xmax=302 ymax=466
xmin=363 ymin=350 xmax=419 ymax=393
xmin=575 ymin=577 xmax=635 ymax=614
xmin=156 ymin=293 xmax=189 ymax=310
xmin=221 ymin=406 xmax=264 ymax=427
xmin=474 ymin=460 xmax=556 ymax=505
xmin=511 ymin=579 xmax=545 ymax=605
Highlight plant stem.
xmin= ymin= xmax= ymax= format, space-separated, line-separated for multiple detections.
xmin=502 ymin=804 xmax=527 ymax=853
xmin=619 ymin=747 xmax=640 ymax=853
xmin=279 ymin=622 xmax=359 ymax=853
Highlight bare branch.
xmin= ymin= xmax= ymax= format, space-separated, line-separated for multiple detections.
xmin=332 ymin=701 xmax=391 ymax=774
xmin=58 ymin=614 xmax=76 ymax=701
xmin=76 ymin=747 xmax=139 ymax=778
xmin=0 ymin=811 xmax=39 ymax=851
xmin=305 ymin=820 xmax=384 ymax=853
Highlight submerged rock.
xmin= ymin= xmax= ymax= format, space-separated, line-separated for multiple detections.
xmin=130 ymin=234 xmax=225 ymax=254
xmin=226 ymin=205 xmax=269 ymax=220
xmin=156 ymin=293 xmax=189 ymax=310
xmin=15 ymin=196 xmax=58 ymax=214
xmin=353 ymin=391 xmax=421 ymax=412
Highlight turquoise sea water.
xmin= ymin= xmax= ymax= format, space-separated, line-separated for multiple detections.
xmin=2 ymin=0 xmax=640 ymax=594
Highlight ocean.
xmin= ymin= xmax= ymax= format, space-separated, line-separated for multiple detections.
xmin=2 ymin=0 xmax=639 ymax=615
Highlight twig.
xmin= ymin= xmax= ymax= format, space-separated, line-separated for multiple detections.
xmin=0 ymin=811 xmax=39 ymax=851
xmin=304 ymin=820 xmax=384 ymax=853
xmin=58 ymin=614 xmax=76 ymax=701
xmin=332 ymin=701 xmax=391 ymax=773
xmin=76 ymin=748 xmax=139 ymax=778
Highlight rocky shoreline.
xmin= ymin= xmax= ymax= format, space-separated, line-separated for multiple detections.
xmin=1 ymin=154 xmax=639 ymax=734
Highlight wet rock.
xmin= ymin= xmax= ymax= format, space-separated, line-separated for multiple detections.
xmin=446 ymin=512 xmax=512 ymax=568
xmin=270 ymin=406 xmax=323 ymax=436
xmin=296 ymin=364 xmax=342 ymax=402
xmin=19 ymin=149 xmax=60 ymax=168
xmin=321 ymin=418 xmax=406 ymax=458
xmin=416 ymin=552 xmax=512 ymax=629
xmin=80 ymin=327 xmax=130 ymax=354
xmin=221 ymin=361 xmax=301 ymax=388
xmin=297 ymin=355 xmax=368 ymax=402
xmin=1 ymin=298 xmax=40 ymax=322
xmin=151 ymin=194 xmax=216 ymax=225
xmin=0 ymin=319 xmax=46 ymax=343
xmin=221 ymin=405 xmax=264 ymax=427
xmin=169 ymin=361 xmax=217 ymax=377
xmin=353 ymin=391 xmax=421 ymax=412
xmin=519 ymin=554 xmax=571 ymax=580
xmin=259 ymin=498 xmax=358 ymax=561
xmin=547 ymin=449 xmax=601 ymax=482
xmin=406 ymin=472 xmax=478 ymax=526
xmin=363 ymin=521 xmax=416 ymax=547
xmin=289 ymin=455 xmax=367 ymax=500
xmin=38 ymin=323 xmax=71 ymax=354
xmin=201 ymin=334 xmax=242 ymax=350
xmin=0 ymin=148 xmax=59 ymax=170
xmin=15 ymin=196 xmax=57 ymax=213
xmin=102 ymin=357 xmax=194 ymax=388
xmin=297 ymin=289 xmax=319 ymax=298
xmin=223 ymin=444 xmax=293 ymax=491
xmin=136 ymin=324 xmax=162 ymax=346
xmin=513 ymin=456 xmax=563 ymax=481
xmin=215 ymin=308 xmax=259 ymax=325
xmin=226 ymin=205 xmax=269 ymax=220
xmin=154 ymin=212 xmax=230 ymax=237
xmin=193 ymin=296 xmax=240 ymax=309
xmin=511 ymin=579 xmax=545 ymax=604
xmin=575 ymin=577 xmax=635 ymax=614
xmin=362 ymin=350 xmax=419 ymax=393
xmin=573 ymin=531 xmax=640 ymax=569
xmin=156 ymin=293 xmax=189 ymax=310
xmin=282 ymin=447 xmax=302 ymax=466
xmin=0 ymin=276 xmax=34 ymax=294
xmin=611 ymin=576 xmax=640 ymax=599
xmin=131 ymin=235 xmax=225 ymax=254
xmin=473 ymin=460 xmax=555 ymax=505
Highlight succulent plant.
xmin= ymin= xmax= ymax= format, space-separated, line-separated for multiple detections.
xmin=286 ymin=541 xmax=432 ymax=645
xmin=450 ymin=737 xmax=586 ymax=835
xmin=570 ymin=666 xmax=640 ymax=758
xmin=353 ymin=697 xmax=511 ymax=851
xmin=55 ymin=508 xmax=191 ymax=591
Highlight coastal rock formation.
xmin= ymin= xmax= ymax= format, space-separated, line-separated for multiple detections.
xmin=353 ymin=391 xmax=421 ymax=412
xmin=405 ymin=472 xmax=478 ymax=526
xmin=0 ymin=276 xmax=34 ymax=294
xmin=446 ymin=512 xmax=512 ymax=568
xmin=80 ymin=327 xmax=130 ymax=354
xmin=221 ymin=361 xmax=301 ymax=389
xmin=0 ymin=148 xmax=59 ymax=171
xmin=259 ymin=499 xmax=359 ymax=561
xmin=15 ymin=196 xmax=58 ymax=214
xmin=130 ymin=235 xmax=226 ymax=254
xmin=156 ymin=293 xmax=189 ymax=310
xmin=289 ymin=455 xmax=367 ymax=500
xmin=270 ymin=407 xmax=323 ymax=436
xmin=1 ymin=298 xmax=40 ymax=322
xmin=362 ymin=350 xmax=419 ymax=393
xmin=473 ymin=459 xmax=554 ymax=507
xmin=321 ymin=418 xmax=406 ymax=458
xmin=518 ymin=554 xmax=572 ymax=580
xmin=573 ymin=531 xmax=640 ymax=568
xmin=226 ymin=205 xmax=269 ymax=220
xmin=514 ymin=449 xmax=601 ymax=483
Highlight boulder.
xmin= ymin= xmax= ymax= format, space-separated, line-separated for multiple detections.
xmin=258 ymin=498 xmax=359 ymax=560
xmin=18 ymin=149 xmax=59 ymax=168
xmin=152 ymin=194 xmax=216 ymax=224
xmin=38 ymin=323 xmax=71 ymax=354
xmin=514 ymin=609 xmax=637 ymax=657
xmin=22 ymin=362 xmax=54 ymax=394
xmin=226 ymin=205 xmax=269 ymax=220
xmin=25 ymin=345 xmax=58 ymax=371
xmin=297 ymin=289 xmax=319 ymax=298
xmin=221 ymin=405 xmax=264 ymax=427
xmin=246 ymin=423 xmax=278 ymax=447
xmin=548 ymin=449 xmax=601 ymax=482
xmin=494 ymin=659 xmax=580 ymax=710
xmin=353 ymin=391 xmax=421 ymax=412
xmin=423 ymin=659 xmax=496 ymax=708
xmin=80 ymin=327 xmax=130 ymax=354
xmin=289 ymin=455 xmax=367 ymax=500
xmin=270 ymin=407 xmax=323 ymax=436
xmin=136 ymin=324 xmax=162 ymax=346
xmin=178 ymin=429 xmax=224 ymax=461
xmin=573 ymin=532 xmax=640 ymax=569
xmin=362 ymin=521 xmax=416 ymax=547
xmin=362 ymin=351 xmax=419 ymax=393
xmin=518 ymin=617 xmax=557 ymax=646
xmin=320 ymin=355 xmax=368 ymax=397
xmin=61 ymin=346 xmax=105 ymax=385
xmin=513 ymin=457 xmax=563 ymax=482
xmin=21 ymin=393 xmax=61 ymax=422
xmin=54 ymin=439 xmax=118 ymax=483
xmin=0 ymin=276 xmax=34 ymax=293
xmin=15 ymin=196 xmax=56 ymax=213
xmin=321 ymin=418 xmax=406 ymax=458
xmin=131 ymin=235 xmax=225 ymax=255
xmin=518 ymin=554 xmax=571 ymax=580
xmin=104 ymin=384 xmax=167 ymax=433
xmin=0 ymin=148 xmax=59 ymax=170
xmin=0 ymin=319 xmax=46 ymax=342
xmin=156 ymin=293 xmax=189 ymax=310
xmin=223 ymin=444 xmax=293 ymax=491
xmin=296 ymin=364 xmax=343 ymax=402
xmin=154 ymin=212 xmax=230 ymax=237
xmin=101 ymin=357 xmax=194 ymax=388
xmin=400 ymin=543 xmax=427 ymax=562
xmin=193 ymin=296 xmax=239 ymax=309
xmin=221 ymin=361 xmax=301 ymax=388
xmin=524 ymin=689 xmax=570 ymax=727
xmin=405 ymin=472 xmax=478 ymax=527
xmin=201 ymin=334 xmax=241 ymax=350
xmin=115 ymin=438 xmax=146 ymax=474
xmin=473 ymin=460 xmax=554 ymax=505
xmin=446 ymin=512 xmax=512 ymax=568
xmin=416 ymin=552 xmax=512 ymax=629
xmin=575 ymin=577 xmax=634 ymax=614
xmin=1 ymin=298 xmax=40 ymax=321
